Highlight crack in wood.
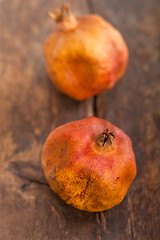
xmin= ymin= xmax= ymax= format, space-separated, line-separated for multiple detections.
xmin=100 ymin=212 xmax=107 ymax=232
xmin=21 ymin=183 xmax=31 ymax=192
xmin=96 ymin=212 xmax=102 ymax=240
xmin=93 ymin=96 xmax=98 ymax=117
xmin=19 ymin=175 xmax=49 ymax=192
xmin=85 ymin=0 xmax=95 ymax=13
xmin=20 ymin=176 xmax=50 ymax=195
xmin=96 ymin=212 xmax=107 ymax=240
xmin=20 ymin=176 xmax=48 ymax=186
xmin=128 ymin=195 xmax=136 ymax=240
xmin=130 ymin=220 xmax=136 ymax=240
xmin=7 ymin=161 xmax=49 ymax=190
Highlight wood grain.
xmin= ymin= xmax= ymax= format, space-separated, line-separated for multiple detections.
xmin=0 ymin=0 xmax=160 ymax=239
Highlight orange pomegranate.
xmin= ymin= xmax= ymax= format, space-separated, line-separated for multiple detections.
xmin=41 ymin=117 xmax=136 ymax=212
xmin=44 ymin=5 xmax=129 ymax=100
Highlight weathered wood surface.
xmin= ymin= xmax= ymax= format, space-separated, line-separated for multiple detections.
xmin=0 ymin=0 xmax=159 ymax=239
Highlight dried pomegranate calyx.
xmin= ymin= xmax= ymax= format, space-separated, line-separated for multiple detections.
xmin=95 ymin=129 xmax=115 ymax=150
xmin=48 ymin=4 xmax=78 ymax=31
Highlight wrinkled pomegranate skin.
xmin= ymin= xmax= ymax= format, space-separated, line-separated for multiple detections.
xmin=41 ymin=117 xmax=136 ymax=212
xmin=45 ymin=15 xmax=129 ymax=100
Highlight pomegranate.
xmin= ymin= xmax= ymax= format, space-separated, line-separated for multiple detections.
xmin=44 ymin=5 xmax=129 ymax=100
xmin=41 ymin=117 xmax=136 ymax=212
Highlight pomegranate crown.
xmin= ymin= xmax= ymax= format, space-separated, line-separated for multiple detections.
xmin=48 ymin=4 xmax=71 ymax=22
xmin=48 ymin=4 xmax=78 ymax=31
xmin=101 ymin=129 xmax=115 ymax=146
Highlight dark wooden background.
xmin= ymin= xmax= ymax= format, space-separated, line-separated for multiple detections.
xmin=0 ymin=0 xmax=160 ymax=239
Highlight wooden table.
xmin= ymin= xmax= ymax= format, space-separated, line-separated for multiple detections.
xmin=1 ymin=0 xmax=160 ymax=239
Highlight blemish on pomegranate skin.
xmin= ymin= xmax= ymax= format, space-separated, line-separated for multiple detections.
xmin=114 ymin=176 xmax=120 ymax=184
